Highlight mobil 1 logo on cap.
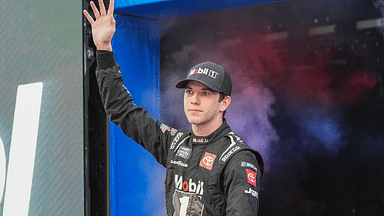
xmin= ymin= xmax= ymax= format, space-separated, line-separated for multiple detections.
xmin=189 ymin=67 xmax=219 ymax=79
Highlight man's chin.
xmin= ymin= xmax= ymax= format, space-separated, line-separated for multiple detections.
xmin=187 ymin=116 xmax=202 ymax=125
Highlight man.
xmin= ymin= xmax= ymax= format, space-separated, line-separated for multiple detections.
xmin=84 ymin=0 xmax=264 ymax=215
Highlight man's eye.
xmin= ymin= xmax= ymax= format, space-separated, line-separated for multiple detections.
xmin=185 ymin=90 xmax=192 ymax=94
xmin=202 ymin=91 xmax=210 ymax=96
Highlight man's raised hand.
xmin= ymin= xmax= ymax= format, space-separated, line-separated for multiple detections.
xmin=83 ymin=0 xmax=115 ymax=51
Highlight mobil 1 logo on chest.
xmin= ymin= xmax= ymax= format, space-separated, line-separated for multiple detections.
xmin=173 ymin=174 xmax=205 ymax=216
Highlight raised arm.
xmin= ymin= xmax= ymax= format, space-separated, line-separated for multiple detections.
xmin=83 ymin=0 xmax=115 ymax=51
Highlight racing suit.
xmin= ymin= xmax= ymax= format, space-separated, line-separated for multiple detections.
xmin=95 ymin=50 xmax=264 ymax=216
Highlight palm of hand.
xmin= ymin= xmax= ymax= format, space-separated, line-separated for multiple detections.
xmin=91 ymin=16 xmax=115 ymax=48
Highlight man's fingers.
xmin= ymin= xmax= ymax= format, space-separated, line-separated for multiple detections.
xmin=83 ymin=0 xmax=114 ymax=24
xmin=99 ymin=0 xmax=106 ymax=16
xmin=90 ymin=1 xmax=100 ymax=19
xmin=107 ymin=0 xmax=114 ymax=16
xmin=83 ymin=10 xmax=95 ymax=24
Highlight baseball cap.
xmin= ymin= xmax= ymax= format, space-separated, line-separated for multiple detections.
xmin=175 ymin=62 xmax=232 ymax=96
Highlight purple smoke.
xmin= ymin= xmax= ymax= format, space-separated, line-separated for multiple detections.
xmin=159 ymin=0 xmax=383 ymax=215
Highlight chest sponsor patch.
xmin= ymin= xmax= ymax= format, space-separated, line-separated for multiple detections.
xmin=241 ymin=162 xmax=258 ymax=171
xmin=176 ymin=146 xmax=192 ymax=159
xmin=170 ymin=160 xmax=188 ymax=168
xmin=199 ymin=152 xmax=217 ymax=170
xmin=246 ymin=169 xmax=257 ymax=187
xmin=175 ymin=174 xmax=204 ymax=196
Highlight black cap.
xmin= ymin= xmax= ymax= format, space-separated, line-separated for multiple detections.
xmin=175 ymin=62 xmax=232 ymax=96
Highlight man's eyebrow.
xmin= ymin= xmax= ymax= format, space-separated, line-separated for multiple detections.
xmin=185 ymin=86 xmax=215 ymax=92
xmin=201 ymin=88 xmax=214 ymax=92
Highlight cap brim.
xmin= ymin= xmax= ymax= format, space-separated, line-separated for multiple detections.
xmin=175 ymin=78 xmax=221 ymax=92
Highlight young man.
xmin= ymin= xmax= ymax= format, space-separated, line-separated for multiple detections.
xmin=84 ymin=0 xmax=264 ymax=215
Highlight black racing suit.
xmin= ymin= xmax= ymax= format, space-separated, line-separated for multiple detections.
xmin=96 ymin=50 xmax=264 ymax=216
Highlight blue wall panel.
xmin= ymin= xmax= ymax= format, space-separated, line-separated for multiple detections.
xmin=111 ymin=14 xmax=165 ymax=216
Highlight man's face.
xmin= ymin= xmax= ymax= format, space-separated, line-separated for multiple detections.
xmin=184 ymin=81 xmax=228 ymax=127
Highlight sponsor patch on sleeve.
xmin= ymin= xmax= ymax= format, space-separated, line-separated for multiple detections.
xmin=160 ymin=123 xmax=178 ymax=136
xmin=244 ymin=188 xmax=259 ymax=199
xmin=241 ymin=162 xmax=258 ymax=172
xmin=246 ymin=169 xmax=257 ymax=187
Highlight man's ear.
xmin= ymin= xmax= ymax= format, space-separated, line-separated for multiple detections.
xmin=219 ymin=96 xmax=231 ymax=112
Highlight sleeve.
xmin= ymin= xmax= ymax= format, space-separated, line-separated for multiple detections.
xmin=223 ymin=150 xmax=261 ymax=216
xmin=95 ymin=50 xmax=176 ymax=166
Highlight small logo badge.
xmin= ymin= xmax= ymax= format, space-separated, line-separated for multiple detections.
xmin=199 ymin=152 xmax=217 ymax=170
xmin=193 ymin=138 xmax=209 ymax=143
xmin=176 ymin=146 xmax=192 ymax=159
xmin=170 ymin=160 xmax=188 ymax=168
xmin=241 ymin=162 xmax=258 ymax=171
xmin=246 ymin=169 xmax=257 ymax=187
xmin=160 ymin=123 xmax=177 ymax=136
xmin=189 ymin=67 xmax=219 ymax=79
xmin=244 ymin=188 xmax=259 ymax=198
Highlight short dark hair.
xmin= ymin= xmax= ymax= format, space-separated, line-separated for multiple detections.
xmin=219 ymin=92 xmax=228 ymax=117
xmin=219 ymin=92 xmax=226 ymax=102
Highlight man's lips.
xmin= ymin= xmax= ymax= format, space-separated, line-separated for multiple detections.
xmin=188 ymin=109 xmax=202 ymax=112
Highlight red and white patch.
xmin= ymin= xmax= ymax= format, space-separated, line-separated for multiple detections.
xmin=246 ymin=169 xmax=257 ymax=187
xmin=199 ymin=152 xmax=217 ymax=170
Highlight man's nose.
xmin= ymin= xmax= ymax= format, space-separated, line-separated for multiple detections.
xmin=191 ymin=92 xmax=200 ymax=104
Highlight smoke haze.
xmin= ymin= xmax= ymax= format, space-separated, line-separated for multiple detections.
xmin=160 ymin=0 xmax=384 ymax=215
